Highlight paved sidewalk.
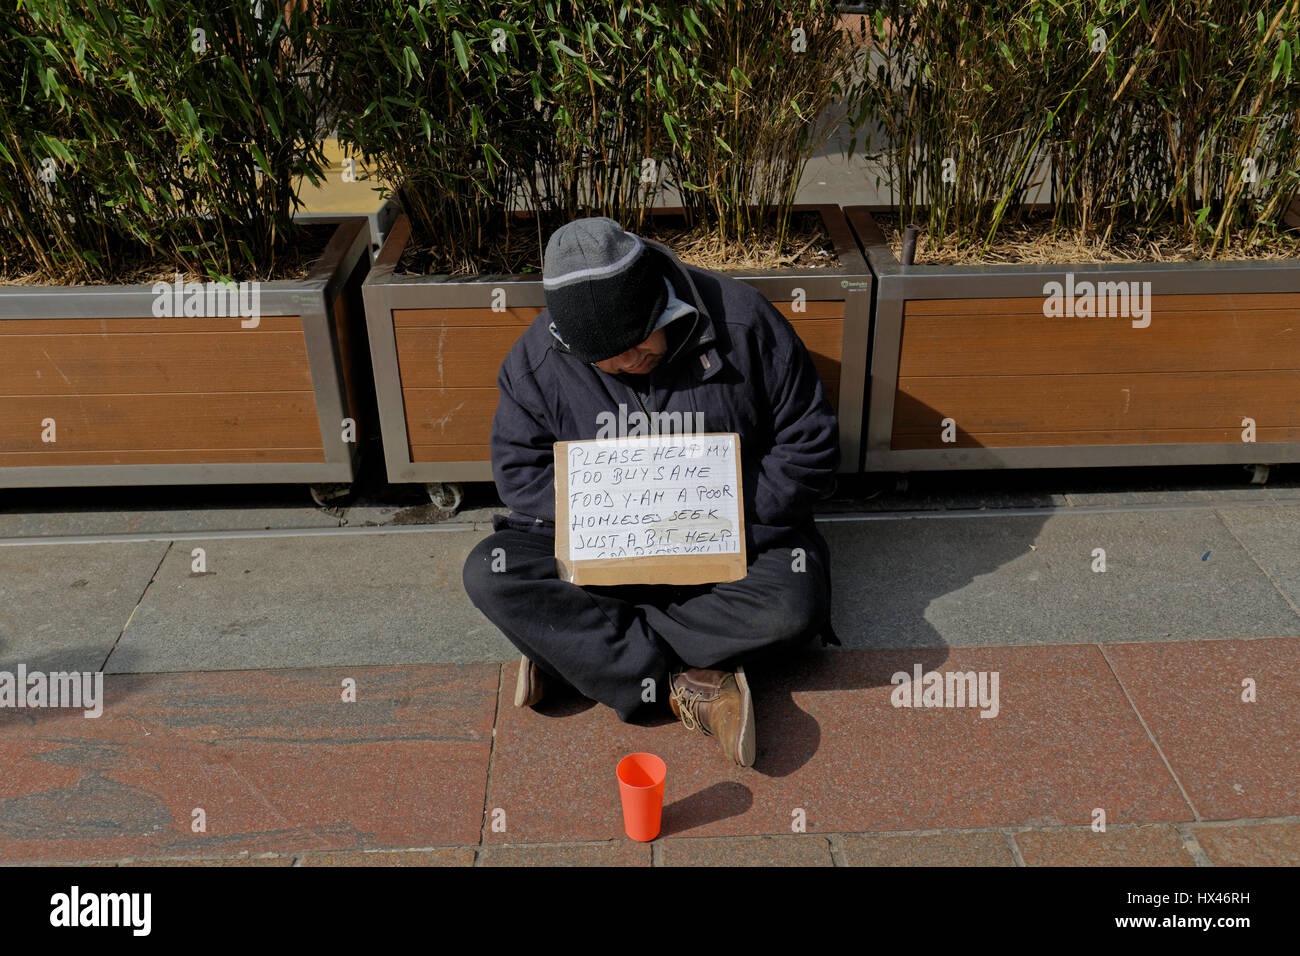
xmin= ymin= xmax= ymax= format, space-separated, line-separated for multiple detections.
xmin=5 ymin=501 xmax=1300 ymax=675
xmin=2 ymin=639 xmax=1296 ymax=866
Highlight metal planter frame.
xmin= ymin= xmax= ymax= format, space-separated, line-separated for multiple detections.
xmin=0 ymin=216 xmax=372 ymax=488
xmin=845 ymin=203 xmax=1300 ymax=472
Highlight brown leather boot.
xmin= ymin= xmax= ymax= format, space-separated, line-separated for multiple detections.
xmin=668 ymin=666 xmax=755 ymax=767
xmin=513 ymin=654 xmax=547 ymax=708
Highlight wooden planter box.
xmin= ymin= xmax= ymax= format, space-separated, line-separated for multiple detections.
xmin=845 ymin=203 xmax=1300 ymax=471
xmin=362 ymin=204 xmax=871 ymax=492
xmin=0 ymin=216 xmax=372 ymax=488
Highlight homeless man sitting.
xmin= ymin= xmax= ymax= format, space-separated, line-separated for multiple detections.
xmin=462 ymin=216 xmax=840 ymax=768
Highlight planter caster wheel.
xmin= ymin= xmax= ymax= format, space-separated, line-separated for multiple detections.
xmin=1246 ymin=464 xmax=1272 ymax=486
xmin=426 ymin=482 xmax=464 ymax=514
xmin=310 ymin=483 xmax=353 ymax=508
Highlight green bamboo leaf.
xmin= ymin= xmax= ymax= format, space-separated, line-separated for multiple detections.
xmin=663 ymin=113 xmax=679 ymax=149
xmin=683 ymin=6 xmax=707 ymax=40
xmin=264 ymin=107 xmax=281 ymax=141
xmin=452 ymin=30 xmax=469 ymax=73
xmin=549 ymin=39 xmax=580 ymax=59
xmin=249 ymin=143 xmax=272 ymax=177
xmin=410 ymin=11 xmax=429 ymax=47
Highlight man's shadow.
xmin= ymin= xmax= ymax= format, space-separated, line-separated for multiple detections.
xmin=745 ymin=395 xmax=1053 ymax=777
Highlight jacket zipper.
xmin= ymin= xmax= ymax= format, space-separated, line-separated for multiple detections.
xmin=630 ymin=386 xmax=651 ymax=419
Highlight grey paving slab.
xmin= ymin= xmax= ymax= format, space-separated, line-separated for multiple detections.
xmin=1064 ymin=489 xmax=1225 ymax=508
xmin=1215 ymin=506 xmax=1300 ymax=615
xmin=106 ymin=531 xmax=515 ymax=673
xmin=0 ymin=541 xmax=169 ymax=671
xmin=0 ymin=505 xmax=339 ymax=538
xmin=824 ymin=508 xmax=1300 ymax=649
xmin=1196 ymin=487 xmax=1296 ymax=504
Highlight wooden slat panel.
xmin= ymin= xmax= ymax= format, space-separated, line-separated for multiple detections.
xmin=893 ymin=371 xmax=1300 ymax=438
xmin=396 ymin=319 xmax=843 ymax=392
xmin=402 ymin=387 xmax=499 ymax=446
xmin=396 ymin=307 xmax=846 ymax=450
xmin=898 ymin=309 xmax=1300 ymax=377
xmin=0 ymin=332 xmax=313 ymax=395
xmin=0 ymin=316 xmax=303 ymax=334
xmin=0 ymin=393 xmax=324 ymax=452
xmin=892 ymin=427 xmax=1300 ymax=448
xmin=393 ymin=307 xmax=541 ymax=329
xmin=771 ymin=300 xmax=844 ymax=320
xmin=404 ymin=370 xmax=840 ymax=452
xmin=395 ymin=327 xmax=522 ymax=389
xmin=0 ymin=447 xmax=324 ymax=466
xmin=405 ymin=376 xmax=842 ymax=449
xmin=410 ymin=443 xmax=492 ymax=463
xmin=790 ymin=317 xmax=843 ymax=359
xmin=790 ymin=318 xmax=842 ymax=411
xmin=905 ymin=292 xmax=1300 ymax=317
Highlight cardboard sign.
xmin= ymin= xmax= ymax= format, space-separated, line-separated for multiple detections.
xmin=555 ymin=432 xmax=747 ymax=585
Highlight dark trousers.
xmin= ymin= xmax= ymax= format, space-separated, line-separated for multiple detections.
xmin=462 ymin=523 xmax=832 ymax=721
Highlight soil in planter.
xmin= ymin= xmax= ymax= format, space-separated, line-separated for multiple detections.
xmin=0 ymin=223 xmax=338 ymax=286
xmin=396 ymin=209 xmax=840 ymax=277
xmin=874 ymin=209 xmax=1300 ymax=264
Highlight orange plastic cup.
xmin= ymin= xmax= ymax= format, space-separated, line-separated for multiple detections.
xmin=617 ymin=752 xmax=666 ymax=842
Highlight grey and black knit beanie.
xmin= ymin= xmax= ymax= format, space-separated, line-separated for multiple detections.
xmin=542 ymin=217 xmax=669 ymax=364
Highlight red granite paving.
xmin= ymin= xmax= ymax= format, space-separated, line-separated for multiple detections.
xmin=0 ymin=665 xmax=498 ymax=864
xmin=836 ymin=830 xmax=1016 ymax=866
xmin=1102 ymin=638 xmax=1300 ymax=821
xmin=7 ymin=641 xmax=1293 ymax=864
xmin=658 ymin=834 xmax=834 ymax=866
xmin=297 ymin=848 xmax=476 ymax=866
xmin=484 ymin=646 xmax=1191 ymax=844
xmin=1192 ymin=823 xmax=1300 ymax=866
xmin=1014 ymin=824 xmax=1195 ymax=866
xmin=478 ymin=842 xmax=651 ymax=866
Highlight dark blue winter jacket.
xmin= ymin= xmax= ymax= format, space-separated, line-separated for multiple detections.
xmin=489 ymin=234 xmax=840 ymax=565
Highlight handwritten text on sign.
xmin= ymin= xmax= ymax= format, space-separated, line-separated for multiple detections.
xmin=566 ymin=434 xmax=741 ymax=561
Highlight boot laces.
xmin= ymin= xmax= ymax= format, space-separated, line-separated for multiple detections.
xmin=671 ymin=684 xmax=712 ymax=737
